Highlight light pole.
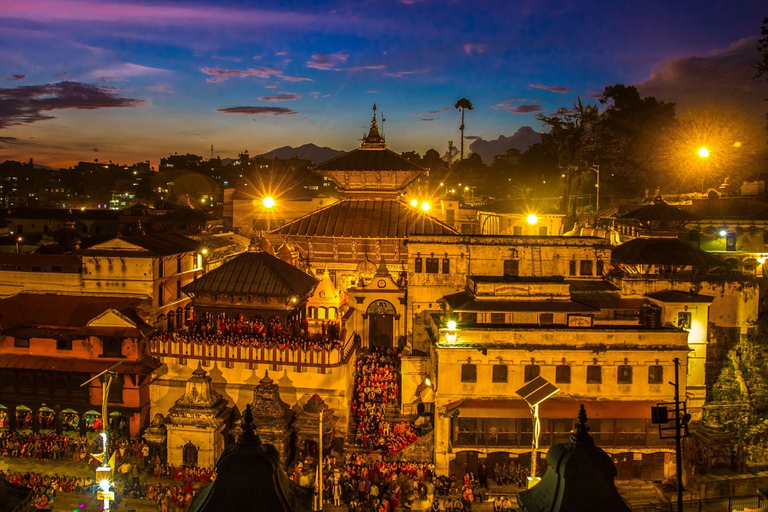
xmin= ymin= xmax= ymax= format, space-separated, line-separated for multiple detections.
xmin=81 ymin=361 xmax=124 ymax=512
xmin=697 ymin=147 xmax=709 ymax=194
xmin=516 ymin=376 xmax=559 ymax=488
xmin=590 ymin=165 xmax=600 ymax=214
xmin=262 ymin=196 xmax=275 ymax=232
xmin=314 ymin=410 xmax=323 ymax=511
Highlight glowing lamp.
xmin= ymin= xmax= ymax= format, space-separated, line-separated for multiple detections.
xmin=758 ymin=255 xmax=767 ymax=264
xmin=425 ymin=377 xmax=431 ymax=387
xmin=698 ymin=147 xmax=709 ymax=158
xmin=201 ymin=248 xmax=208 ymax=255
xmin=421 ymin=202 xmax=430 ymax=211
xmin=446 ymin=320 xmax=457 ymax=330
xmin=526 ymin=214 xmax=539 ymax=225
xmin=719 ymin=230 xmax=727 ymax=238
xmin=410 ymin=199 xmax=418 ymax=207
xmin=262 ymin=196 xmax=275 ymax=209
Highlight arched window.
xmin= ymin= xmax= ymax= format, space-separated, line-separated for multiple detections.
xmin=318 ymin=307 xmax=326 ymax=320
xmin=328 ymin=308 xmax=337 ymax=320
xmin=308 ymin=307 xmax=316 ymax=319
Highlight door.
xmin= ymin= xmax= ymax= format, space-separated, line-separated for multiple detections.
xmin=182 ymin=442 xmax=198 ymax=466
xmin=369 ymin=314 xmax=393 ymax=349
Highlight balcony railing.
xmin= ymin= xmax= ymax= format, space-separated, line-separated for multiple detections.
xmin=150 ymin=332 xmax=359 ymax=373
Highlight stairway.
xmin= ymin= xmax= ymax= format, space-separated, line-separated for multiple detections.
xmin=392 ymin=430 xmax=433 ymax=462
xmin=531 ymin=245 xmax=543 ymax=277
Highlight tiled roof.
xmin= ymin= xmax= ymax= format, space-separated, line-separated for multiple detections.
xmin=313 ymin=148 xmax=425 ymax=172
xmin=442 ymin=291 xmax=597 ymax=313
xmin=646 ymin=290 xmax=715 ymax=303
xmin=612 ymin=238 xmax=726 ymax=267
xmin=183 ymin=251 xmax=318 ymax=297
xmin=0 ymin=293 xmax=152 ymax=334
xmin=271 ymin=199 xmax=458 ymax=238
xmin=153 ymin=208 xmax=221 ymax=223
xmin=620 ymin=198 xmax=699 ymax=222
xmin=0 ymin=353 xmax=161 ymax=374
xmin=85 ymin=232 xmax=202 ymax=256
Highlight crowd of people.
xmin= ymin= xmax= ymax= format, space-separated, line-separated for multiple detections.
xmin=351 ymin=348 xmax=419 ymax=456
xmin=149 ymin=312 xmax=342 ymax=352
xmin=0 ymin=431 xmax=72 ymax=460
xmin=493 ymin=460 xmax=535 ymax=487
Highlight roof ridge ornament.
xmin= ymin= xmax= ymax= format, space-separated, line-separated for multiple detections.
xmin=360 ymin=103 xmax=386 ymax=150
xmin=570 ymin=403 xmax=595 ymax=446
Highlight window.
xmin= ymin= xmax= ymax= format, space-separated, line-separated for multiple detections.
xmin=580 ymin=260 xmax=593 ymax=276
xmin=513 ymin=226 xmax=522 ymax=235
xmin=503 ymin=260 xmax=519 ymax=277
xmin=677 ymin=312 xmax=692 ymax=330
xmin=617 ymin=365 xmax=633 ymax=384
xmin=569 ymin=260 xmax=577 ymax=276
xmin=102 ymin=337 xmax=123 ymax=357
xmin=648 ymin=365 xmax=664 ymax=384
xmin=446 ymin=209 xmax=455 ymax=225
xmin=726 ymin=234 xmax=737 ymax=251
xmin=177 ymin=257 xmax=182 ymax=274
xmin=587 ymin=365 xmax=602 ymax=384
xmin=442 ymin=258 xmax=450 ymax=274
xmin=539 ymin=313 xmax=554 ymax=325
xmin=56 ymin=339 xmax=72 ymax=351
xmin=524 ymin=364 xmax=540 ymax=382
xmin=425 ymin=258 xmax=440 ymax=273
xmin=158 ymin=285 xmax=164 ymax=307
xmin=490 ymin=313 xmax=506 ymax=324
xmin=596 ymin=260 xmax=604 ymax=275
xmin=555 ymin=365 xmax=571 ymax=384
xmin=414 ymin=257 xmax=423 ymax=273
xmin=492 ymin=365 xmax=508 ymax=383
xmin=14 ymin=338 xmax=30 ymax=348
xmin=461 ymin=364 xmax=477 ymax=383
xmin=158 ymin=257 xmax=164 ymax=278
xmin=538 ymin=226 xmax=548 ymax=236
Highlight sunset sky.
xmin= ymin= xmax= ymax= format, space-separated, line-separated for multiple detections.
xmin=1 ymin=0 xmax=766 ymax=168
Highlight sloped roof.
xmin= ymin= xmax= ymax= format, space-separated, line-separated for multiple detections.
xmin=442 ymin=291 xmax=597 ymax=313
xmin=313 ymin=148 xmax=425 ymax=172
xmin=0 ymin=293 xmax=153 ymax=335
xmin=271 ymin=199 xmax=458 ymax=238
xmin=620 ymin=198 xmax=699 ymax=222
xmin=646 ymin=290 xmax=714 ymax=303
xmin=612 ymin=238 xmax=726 ymax=267
xmin=85 ymin=232 xmax=202 ymax=256
xmin=183 ymin=251 xmax=318 ymax=297
xmin=153 ymin=208 xmax=221 ymax=224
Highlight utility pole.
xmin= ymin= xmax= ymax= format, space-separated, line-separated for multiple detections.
xmin=651 ymin=358 xmax=691 ymax=512
xmin=314 ymin=410 xmax=324 ymax=511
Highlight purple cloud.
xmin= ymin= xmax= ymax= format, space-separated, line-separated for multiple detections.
xmin=418 ymin=118 xmax=437 ymax=122
xmin=146 ymin=84 xmax=174 ymax=93
xmin=413 ymin=107 xmax=451 ymax=116
xmin=217 ymin=106 xmax=298 ymax=116
xmin=339 ymin=65 xmax=387 ymax=72
xmin=201 ymin=66 xmax=311 ymax=83
xmin=529 ymin=83 xmax=569 ymax=93
xmin=307 ymin=53 xmax=349 ymax=70
xmin=469 ymin=127 xmax=542 ymax=164
xmin=636 ymin=37 xmax=764 ymax=118
xmin=6 ymin=75 xmax=26 ymax=81
xmin=0 ymin=81 xmax=144 ymax=129
xmin=492 ymin=100 xmax=543 ymax=113
xmin=264 ymin=84 xmax=278 ymax=89
xmin=464 ymin=44 xmax=486 ymax=54
xmin=258 ymin=93 xmax=302 ymax=102
xmin=387 ymin=69 xmax=428 ymax=78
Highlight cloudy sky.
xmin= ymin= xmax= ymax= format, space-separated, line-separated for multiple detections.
xmin=0 ymin=0 xmax=766 ymax=168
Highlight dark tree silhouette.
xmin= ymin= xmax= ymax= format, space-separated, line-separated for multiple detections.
xmin=454 ymin=98 xmax=473 ymax=161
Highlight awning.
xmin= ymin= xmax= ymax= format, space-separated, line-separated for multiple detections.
xmin=0 ymin=354 xmax=162 ymax=374
xmin=446 ymin=399 xmax=656 ymax=420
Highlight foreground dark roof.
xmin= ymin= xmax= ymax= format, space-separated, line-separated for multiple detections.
xmin=612 ymin=238 xmax=726 ymax=267
xmin=271 ymin=199 xmax=458 ymax=238
xmin=313 ymin=148 xmax=425 ymax=172
xmin=183 ymin=251 xmax=318 ymax=297
xmin=188 ymin=405 xmax=312 ymax=512
xmin=84 ymin=232 xmax=202 ymax=256
xmin=442 ymin=291 xmax=597 ymax=313
xmin=153 ymin=208 xmax=221 ymax=223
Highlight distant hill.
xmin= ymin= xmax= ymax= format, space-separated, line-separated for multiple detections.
xmin=258 ymin=144 xmax=345 ymax=164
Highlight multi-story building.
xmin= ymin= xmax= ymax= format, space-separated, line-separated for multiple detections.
xmin=0 ymin=293 xmax=159 ymax=436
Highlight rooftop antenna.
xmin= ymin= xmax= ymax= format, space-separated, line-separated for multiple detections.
xmin=210 ymin=144 xmax=214 ymax=160
xmin=381 ymin=111 xmax=385 ymax=137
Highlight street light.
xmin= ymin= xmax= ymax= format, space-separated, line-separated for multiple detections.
xmin=420 ymin=202 xmax=430 ymax=212
xmin=590 ymin=165 xmax=600 ymax=214
xmin=262 ymin=196 xmax=275 ymax=231
xmin=526 ymin=214 xmax=538 ymax=226
xmin=516 ymin=376 xmax=559 ymax=488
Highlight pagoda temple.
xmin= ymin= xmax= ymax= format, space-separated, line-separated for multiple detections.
xmin=292 ymin=394 xmax=337 ymax=461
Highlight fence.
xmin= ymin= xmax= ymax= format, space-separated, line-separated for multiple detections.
xmin=632 ymin=494 xmax=766 ymax=512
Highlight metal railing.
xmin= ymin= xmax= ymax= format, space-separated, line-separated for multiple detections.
xmin=632 ymin=494 xmax=766 ymax=512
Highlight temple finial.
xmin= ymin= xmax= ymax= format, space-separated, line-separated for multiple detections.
xmin=239 ymin=404 xmax=261 ymax=445
xmin=571 ymin=403 xmax=594 ymax=445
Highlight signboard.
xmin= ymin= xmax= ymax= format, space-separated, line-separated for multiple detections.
xmin=568 ymin=315 xmax=593 ymax=328
xmin=97 ymin=491 xmax=115 ymax=501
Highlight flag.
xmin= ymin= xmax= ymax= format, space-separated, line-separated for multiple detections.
xmin=108 ymin=451 xmax=117 ymax=477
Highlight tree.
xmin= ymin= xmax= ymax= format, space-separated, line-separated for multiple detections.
xmin=454 ymin=98 xmax=473 ymax=161
xmin=594 ymin=84 xmax=676 ymax=197
xmin=536 ymin=98 xmax=599 ymax=217
xmin=401 ymin=151 xmax=422 ymax=166
xmin=755 ymin=14 xmax=768 ymax=134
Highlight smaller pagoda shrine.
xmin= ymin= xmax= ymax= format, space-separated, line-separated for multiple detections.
xmin=166 ymin=364 xmax=232 ymax=468
xmin=142 ymin=413 xmax=168 ymax=461
xmin=306 ymin=269 xmax=345 ymax=337
xmin=188 ymin=404 xmax=313 ymax=512
xmin=516 ymin=404 xmax=632 ymax=512
xmin=251 ymin=370 xmax=294 ymax=467
xmin=292 ymin=394 xmax=338 ymax=462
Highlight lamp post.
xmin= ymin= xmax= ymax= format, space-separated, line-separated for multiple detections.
xmin=81 ymin=361 xmax=124 ymax=512
xmin=697 ymin=147 xmax=709 ymax=194
xmin=262 ymin=196 xmax=275 ymax=232
xmin=516 ymin=376 xmax=559 ymax=488
xmin=314 ymin=410 xmax=324 ymax=511
xmin=590 ymin=165 xmax=600 ymax=214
